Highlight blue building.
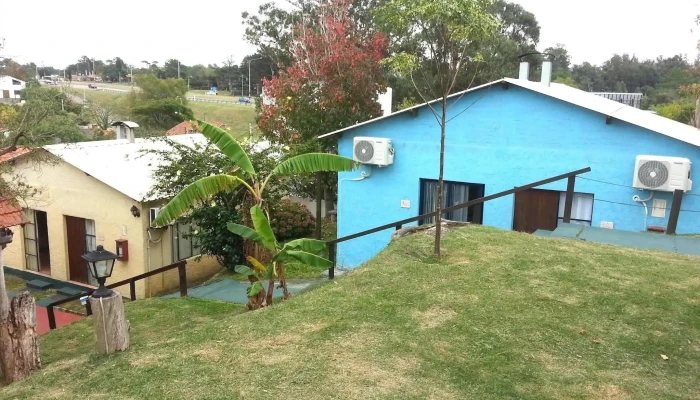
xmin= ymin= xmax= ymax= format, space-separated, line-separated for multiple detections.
xmin=320 ymin=71 xmax=700 ymax=269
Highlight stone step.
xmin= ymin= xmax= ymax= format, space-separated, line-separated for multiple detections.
xmin=57 ymin=287 xmax=85 ymax=297
xmin=533 ymin=229 xmax=552 ymax=237
xmin=25 ymin=279 xmax=52 ymax=291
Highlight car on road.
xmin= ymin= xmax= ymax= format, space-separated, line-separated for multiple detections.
xmin=88 ymin=83 xmax=97 ymax=89
xmin=205 ymin=90 xmax=217 ymax=96
xmin=238 ymin=97 xmax=252 ymax=104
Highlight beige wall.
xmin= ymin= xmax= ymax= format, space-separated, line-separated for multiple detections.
xmin=4 ymin=158 xmax=222 ymax=299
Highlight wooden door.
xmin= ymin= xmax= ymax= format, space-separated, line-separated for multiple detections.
xmin=513 ymin=189 xmax=560 ymax=233
xmin=65 ymin=216 xmax=87 ymax=283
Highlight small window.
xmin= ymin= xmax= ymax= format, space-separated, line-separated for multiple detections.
xmin=13 ymin=90 xmax=21 ymax=97
xmin=12 ymin=79 xmax=21 ymax=85
xmin=557 ymin=192 xmax=594 ymax=226
xmin=172 ymin=222 xmax=201 ymax=261
xmin=419 ymin=179 xmax=485 ymax=225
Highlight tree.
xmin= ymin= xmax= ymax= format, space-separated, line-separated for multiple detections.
xmin=129 ymin=75 xmax=193 ymax=129
xmin=377 ymin=0 xmax=498 ymax=258
xmin=257 ymin=0 xmax=387 ymax=234
xmin=152 ymin=121 xmax=354 ymax=307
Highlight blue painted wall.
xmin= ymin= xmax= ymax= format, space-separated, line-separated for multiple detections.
xmin=335 ymin=85 xmax=700 ymax=268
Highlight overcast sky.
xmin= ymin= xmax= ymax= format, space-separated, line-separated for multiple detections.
xmin=0 ymin=0 xmax=698 ymax=69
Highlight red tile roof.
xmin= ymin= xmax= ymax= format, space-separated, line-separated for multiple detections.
xmin=165 ymin=121 xmax=225 ymax=136
xmin=0 ymin=146 xmax=32 ymax=163
xmin=0 ymin=199 xmax=24 ymax=228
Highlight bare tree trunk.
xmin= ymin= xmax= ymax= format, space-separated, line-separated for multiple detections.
xmin=433 ymin=98 xmax=447 ymax=258
xmin=0 ymin=236 xmax=41 ymax=383
xmin=315 ymin=172 xmax=323 ymax=239
xmin=88 ymin=291 xmax=129 ymax=355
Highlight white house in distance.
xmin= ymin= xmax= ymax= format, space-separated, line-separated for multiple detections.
xmin=0 ymin=75 xmax=25 ymax=103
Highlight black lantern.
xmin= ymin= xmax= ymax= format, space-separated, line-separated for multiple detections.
xmin=130 ymin=205 xmax=140 ymax=217
xmin=81 ymin=245 xmax=118 ymax=297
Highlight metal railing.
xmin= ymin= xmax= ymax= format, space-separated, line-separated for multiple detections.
xmin=325 ymin=167 xmax=592 ymax=278
xmin=46 ymin=260 xmax=188 ymax=330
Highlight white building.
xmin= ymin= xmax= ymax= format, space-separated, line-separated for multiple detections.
xmin=0 ymin=75 xmax=26 ymax=102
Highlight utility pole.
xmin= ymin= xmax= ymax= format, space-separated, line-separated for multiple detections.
xmin=177 ymin=60 xmax=180 ymax=80
xmin=241 ymin=75 xmax=244 ymax=97
xmin=247 ymin=57 xmax=263 ymax=97
xmin=187 ymin=76 xmax=190 ymax=91
xmin=130 ymin=65 xmax=133 ymax=87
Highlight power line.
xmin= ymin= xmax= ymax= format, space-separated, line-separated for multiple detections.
xmin=578 ymin=176 xmax=700 ymax=198
xmin=593 ymin=198 xmax=700 ymax=213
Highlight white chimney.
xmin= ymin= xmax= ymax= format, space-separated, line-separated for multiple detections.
xmin=378 ymin=87 xmax=393 ymax=117
xmin=111 ymin=121 xmax=139 ymax=143
xmin=519 ymin=62 xmax=530 ymax=80
xmin=541 ymin=60 xmax=552 ymax=86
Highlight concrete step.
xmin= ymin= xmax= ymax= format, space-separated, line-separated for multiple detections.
xmin=57 ymin=287 xmax=85 ymax=297
xmin=36 ymin=294 xmax=69 ymax=307
xmin=550 ymin=223 xmax=585 ymax=239
xmin=26 ymin=280 xmax=52 ymax=291
xmin=533 ymin=229 xmax=552 ymax=237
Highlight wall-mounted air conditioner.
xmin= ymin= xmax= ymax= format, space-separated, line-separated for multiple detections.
xmin=632 ymin=155 xmax=692 ymax=192
xmin=353 ymin=137 xmax=394 ymax=166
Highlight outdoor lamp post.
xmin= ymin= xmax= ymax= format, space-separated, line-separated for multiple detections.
xmin=82 ymin=245 xmax=118 ymax=298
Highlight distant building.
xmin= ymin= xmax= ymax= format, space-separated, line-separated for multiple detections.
xmin=0 ymin=76 xmax=25 ymax=103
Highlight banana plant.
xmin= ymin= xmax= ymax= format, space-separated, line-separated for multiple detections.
xmin=230 ymin=205 xmax=332 ymax=307
xmin=152 ymin=120 xmax=353 ymax=306
xmin=152 ymin=120 xmax=355 ymax=226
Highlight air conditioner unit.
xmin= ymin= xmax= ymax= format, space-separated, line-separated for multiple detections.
xmin=632 ymin=155 xmax=692 ymax=192
xmin=149 ymin=207 xmax=165 ymax=228
xmin=353 ymin=137 xmax=394 ymax=166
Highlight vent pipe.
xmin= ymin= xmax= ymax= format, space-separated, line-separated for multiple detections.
xmin=541 ymin=61 xmax=552 ymax=86
xmin=518 ymin=62 xmax=530 ymax=80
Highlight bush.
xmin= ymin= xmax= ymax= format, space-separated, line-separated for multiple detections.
xmin=183 ymin=203 xmax=245 ymax=271
xmin=270 ymin=199 xmax=315 ymax=241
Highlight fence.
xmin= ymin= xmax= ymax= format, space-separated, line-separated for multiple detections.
xmin=80 ymin=87 xmax=248 ymax=106
xmin=46 ymin=260 xmax=188 ymax=330
xmin=325 ymin=167 xmax=592 ymax=279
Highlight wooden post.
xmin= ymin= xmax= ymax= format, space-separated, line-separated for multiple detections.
xmin=178 ymin=262 xmax=187 ymax=297
xmin=88 ymin=291 xmax=129 ymax=355
xmin=395 ymin=224 xmax=402 ymax=231
xmin=563 ymin=176 xmax=576 ymax=223
xmin=47 ymin=305 xmax=56 ymax=330
xmin=328 ymin=242 xmax=336 ymax=280
xmin=315 ymin=172 xmax=323 ymax=239
xmin=129 ymin=280 xmax=136 ymax=301
xmin=666 ymin=189 xmax=684 ymax=235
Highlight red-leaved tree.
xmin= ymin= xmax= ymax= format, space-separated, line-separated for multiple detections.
xmin=258 ymin=0 xmax=387 ymax=144
xmin=257 ymin=0 xmax=388 ymax=236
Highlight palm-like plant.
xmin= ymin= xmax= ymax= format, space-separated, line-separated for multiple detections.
xmin=153 ymin=120 xmax=354 ymax=306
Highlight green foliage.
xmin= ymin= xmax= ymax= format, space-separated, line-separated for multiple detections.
xmin=133 ymin=74 xmax=188 ymax=101
xmin=199 ymin=121 xmax=255 ymax=175
xmin=250 ymin=205 xmax=277 ymax=251
xmin=269 ymin=199 xmax=315 ymax=242
xmin=553 ymin=75 xmax=580 ymax=89
xmin=271 ymin=153 xmax=355 ymax=176
xmin=132 ymin=98 xmax=194 ymax=130
xmin=652 ymin=101 xmax=695 ymax=123
xmin=182 ymin=205 xmax=245 ymax=270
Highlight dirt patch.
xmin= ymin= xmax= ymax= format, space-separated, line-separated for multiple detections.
xmin=413 ymin=307 xmax=457 ymax=329
xmin=589 ymin=385 xmax=631 ymax=400
xmin=193 ymin=344 xmax=224 ymax=362
xmin=247 ymin=333 xmax=304 ymax=349
xmin=130 ymin=352 xmax=168 ymax=367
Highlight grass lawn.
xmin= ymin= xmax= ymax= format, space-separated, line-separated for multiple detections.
xmin=75 ymin=90 xmax=256 ymax=138
xmin=4 ymin=274 xmax=26 ymax=291
xmin=2 ymin=225 xmax=700 ymax=399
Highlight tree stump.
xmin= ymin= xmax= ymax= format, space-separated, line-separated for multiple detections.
xmin=0 ymin=292 xmax=41 ymax=383
xmin=88 ymin=291 xmax=129 ymax=355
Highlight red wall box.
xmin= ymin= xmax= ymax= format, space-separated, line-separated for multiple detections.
xmin=115 ymin=239 xmax=129 ymax=261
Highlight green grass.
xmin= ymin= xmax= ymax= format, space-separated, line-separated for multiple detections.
xmin=4 ymin=274 xmax=26 ymax=291
xmin=3 ymin=226 xmax=700 ymax=399
xmin=75 ymin=90 xmax=256 ymax=138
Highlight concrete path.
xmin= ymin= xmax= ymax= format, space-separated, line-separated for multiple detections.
xmin=164 ymin=278 xmax=325 ymax=304
xmin=537 ymin=223 xmax=700 ymax=256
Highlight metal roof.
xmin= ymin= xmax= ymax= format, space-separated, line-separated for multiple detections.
xmin=110 ymin=121 xmax=140 ymax=128
xmin=318 ymin=78 xmax=700 ymax=149
xmin=43 ymin=134 xmax=209 ymax=202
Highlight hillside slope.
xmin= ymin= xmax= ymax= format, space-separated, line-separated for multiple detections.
xmin=2 ymin=226 xmax=699 ymax=399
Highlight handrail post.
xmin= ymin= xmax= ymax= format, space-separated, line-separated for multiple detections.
xmin=86 ymin=300 xmax=92 ymax=316
xmin=328 ymin=242 xmax=336 ymax=280
xmin=395 ymin=224 xmax=402 ymax=231
xmin=563 ymin=176 xmax=576 ymax=223
xmin=666 ymin=189 xmax=684 ymax=235
xmin=178 ymin=262 xmax=188 ymax=297
xmin=129 ymin=280 xmax=136 ymax=301
xmin=47 ymin=305 xmax=56 ymax=330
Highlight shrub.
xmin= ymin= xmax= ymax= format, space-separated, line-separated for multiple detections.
xmin=270 ymin=199 xmax=315 ymax=241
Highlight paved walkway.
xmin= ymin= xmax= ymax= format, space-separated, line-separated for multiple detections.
xmin=535 ymin=224 xmax=700 ymax=256
xmin=164 ymin=278 xmax=324 ymax=303
xmin=36 ymin=306 xmax=84 ymax=335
